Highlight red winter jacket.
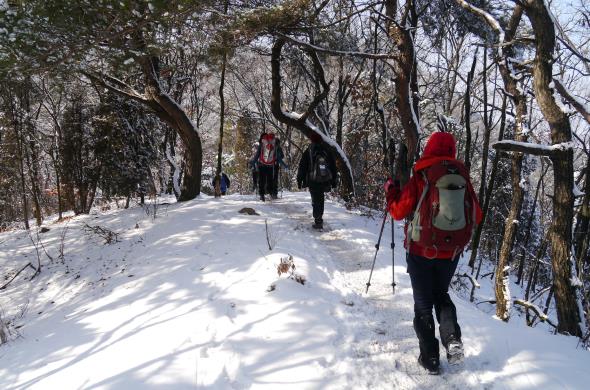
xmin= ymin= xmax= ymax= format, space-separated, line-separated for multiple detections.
xmin=387 ymin=132 xmax=483 ymax=259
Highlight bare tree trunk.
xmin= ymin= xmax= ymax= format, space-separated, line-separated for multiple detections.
xmin=215 ymin=50 xmax=227 ymax=197
xmin=463 ymin=50 xmax=477 ymax=172
xmin=336 ymin=56 xmax=345 ymax=148
xmin=385 ymin=0 xmax=420 ymax=182
xmin=454 ymin=7 xmax=526 ymax=296
xmin=525 ymin=235 xmax=549 ymax=305
xmin=139 ymin=56 xmax=203 ymax=201
xmin=470 ymin=94 xmax=507 ymax=270
xmin=478 ymin=49 xmax=491 ymax=200
xmin=214 ymin=1 xmax=229 ymax=197
xmin=84 ymin=54 xmax=203 ymax=201
xmin=573 ymin=157 xmax=590 ymax=333
xmin=25 ymin=129 xmax=43 ymax=226
xmin=524 ymin=0 xmax=582 ymax=337
xmin=517 ymin=162 xmax=549 ymax=284
xmin=15 ymin=124 xmax=30 ymax=230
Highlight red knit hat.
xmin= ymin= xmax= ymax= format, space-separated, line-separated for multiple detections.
xmin=422 ymin=132 xmax=456 ymax=158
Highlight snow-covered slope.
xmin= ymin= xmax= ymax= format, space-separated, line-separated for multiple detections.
xmin=0 ymin=192 xmax=588 ymax=389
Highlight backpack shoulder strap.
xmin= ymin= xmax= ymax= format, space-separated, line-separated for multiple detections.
xmin=414 ymin=170 xmax=429 ymax=217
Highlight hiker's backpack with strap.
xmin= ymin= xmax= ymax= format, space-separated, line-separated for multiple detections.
xmin=259 ymin=133 xmax=277 ymax=165
xmin=408 ymin=160 xmax=476 ymax=258
xmin=308 ymin=144 xmax=333 ymax=186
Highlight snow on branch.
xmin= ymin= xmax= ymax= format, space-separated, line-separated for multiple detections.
xmin=513 ymin=299 xmax=558 ymax=329
xmin=277 ymin=33 xmax=393 ymax=60
xmin=81 ymin=70 xmax=149 ymax=105
xmin=455 ymin=0 xmax=504 ymax=58
xmin=456 ymin=272 xmax=480 ymax=302
xmin=553 ymin=78 xmax=590 ymax=125
xmin=492 ymin=139 xmax=575 ymax=156
xmin=270 ymin=38 xmax=354 ymax=191
xmin=458 ymin=272 xmax=481 ymax=289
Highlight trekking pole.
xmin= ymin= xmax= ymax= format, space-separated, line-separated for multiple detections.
xmin=365 ymin=210 xmax=388 ymax=294
xmin=388 ymin=139 xmax=397 ymax=295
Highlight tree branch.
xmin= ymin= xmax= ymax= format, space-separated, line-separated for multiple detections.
xmin=81 ymin=70 xmax=150 ymax=106
xmin=492 ymin=139 xmax=575 ymax=156
xmin=276 ymin=33 xmax=392 ymax=60
xmin=514 ymin=299 xmax=558 ymax=328
xmin=553 ymin=78 xmax=590 ymax=125
xmin=0 ymin=263 xmax=37 ymax=290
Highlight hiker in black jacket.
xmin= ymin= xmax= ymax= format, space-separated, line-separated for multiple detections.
xmin=297 ymin=132 xmax=337 ymax=229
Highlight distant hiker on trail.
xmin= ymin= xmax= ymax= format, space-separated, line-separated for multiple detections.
xmin=248 ymin=143 xmax=259 ymax=193
xmin=212 ymin=172 xmax=231 ymax=195
xmin=297 ymin=132 xmax=337 ymax=230
xmin=384 ymin=132 xmax=482 ymax=375
xmin=253 ymin=132 xmax=287 ymax=201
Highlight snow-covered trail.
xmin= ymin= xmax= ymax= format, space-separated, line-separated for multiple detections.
xmin=0 ymin=192 xmax=588 ymax=389
xmin=266 ymin=194 xmax=489 ymax=389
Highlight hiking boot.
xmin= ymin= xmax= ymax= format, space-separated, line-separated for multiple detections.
xmin=418 ymin=353 xmax=440 ymax=375
xmin=312 ymin=219 xmax=323 ymax=230
xmin=260 ymin=195 xmax=265 ymax=202
xmin=271 ymin=194 xmax=278 ymax=200
xmin=414 ymin=314 xmax=440 ymax=375
xmin=445 ymin=335 xmax=464 ymax=365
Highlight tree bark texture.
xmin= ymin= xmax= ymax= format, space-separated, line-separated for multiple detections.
xmin=516 ymin=163 xmax=548 ymax=285
xmin=573 ymin=156 xmax=590 ymax=334
xmin=524 ymin=0 xmax=581 ymax=337
xmin=138 ymin=56 xmax=203 ymax=201
xmin=215 ymin=47 xmax=228 ymax=197
xmin=463 ymin=50 xmax=477 ymax=172
xmin=470 ymin=94 xmax=507 ymax=270
xmin=489 ymin=5 xmax=528 ymax=322
xmin=385 ymin=0 xmax=419 ymax=182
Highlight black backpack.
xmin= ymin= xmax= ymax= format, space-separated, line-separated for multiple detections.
xmin=308 ymin=145 xmax=333 ymax=185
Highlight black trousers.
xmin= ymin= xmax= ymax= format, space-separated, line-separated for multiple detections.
xmin=258 ymin=165 xmax=276 ymax=197
xmin=310 ymin=189 xmax=325 ymax=221
xmin=272 ymin=165 xmax=280 ymax=194
xmin=407 ymin=253 xmax=461 ymax=345
xmin=252 ymin=170 xmax=258 ymax=192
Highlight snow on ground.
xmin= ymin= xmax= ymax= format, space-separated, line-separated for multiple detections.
xmin=0 ymin=192 xmax=589 ymax=389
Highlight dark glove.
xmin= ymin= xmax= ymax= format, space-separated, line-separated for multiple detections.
xmin=384 ymin=178 xmax=400 ymax=206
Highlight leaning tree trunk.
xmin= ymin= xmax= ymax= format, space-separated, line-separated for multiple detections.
xmin=524 ymin=0 xmax=582 ymax=337
xmin=458 ymin=4 xmax=528 ymax=286
xmin=138 ymin=56 xmax=203 ymax=201
xmin=494 ymin=5 xmax=528 ymax=321
xmin=270 ymin=38 xmax=354 ymax=199
xmin=85 ymin=47 xmax=203 ymax=202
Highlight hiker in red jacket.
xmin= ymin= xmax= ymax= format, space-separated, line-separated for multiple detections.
xmin=385 ymin=131 xmax=482 ymax=374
